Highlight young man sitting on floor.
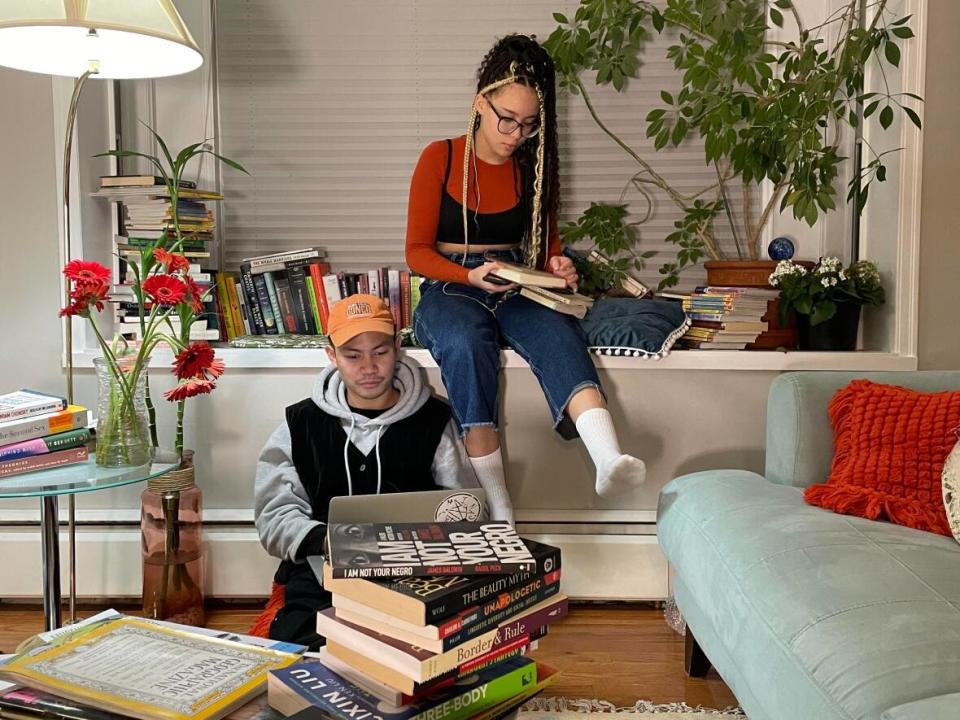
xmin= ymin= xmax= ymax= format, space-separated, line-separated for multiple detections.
xmin=252 ymin=294 xmax=477 ymax=648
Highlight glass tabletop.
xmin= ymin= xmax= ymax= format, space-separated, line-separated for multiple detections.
xmin=0 ymin=449 xmax=181 ymax=498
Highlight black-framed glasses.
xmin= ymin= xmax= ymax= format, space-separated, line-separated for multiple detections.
xmin=485 ymin=98 xmax=540 ymax=138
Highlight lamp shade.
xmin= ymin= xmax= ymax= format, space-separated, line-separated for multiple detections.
xmin=0 ymin=0 xmax=202 ymax=79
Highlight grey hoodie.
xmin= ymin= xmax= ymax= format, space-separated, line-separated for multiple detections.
xmin=254 ymin=357 xmax=476 ymax=562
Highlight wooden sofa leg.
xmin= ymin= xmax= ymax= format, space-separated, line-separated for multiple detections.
xmin=685 ymin=629 xmax=712 ymax=677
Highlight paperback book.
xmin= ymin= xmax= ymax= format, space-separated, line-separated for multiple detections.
xmin=325 ymin=522 xmax=537 ymax=579
xmin=0 ymin=390 xmax=67 ymax=423
xmin=317 ymin=538 xmax=561 ymax=624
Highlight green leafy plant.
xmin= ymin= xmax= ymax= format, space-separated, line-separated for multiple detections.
xmin=769 ymin=256 xmax=885 ymax=326
xmin=545 ymin=0 xmax=922 ymax=289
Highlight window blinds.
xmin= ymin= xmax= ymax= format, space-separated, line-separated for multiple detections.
xmin=215 ymin=0 xmax=751 ymax=287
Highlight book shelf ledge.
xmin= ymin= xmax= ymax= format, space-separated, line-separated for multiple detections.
xmin=71 ymin=348 xmax=917 ymax=372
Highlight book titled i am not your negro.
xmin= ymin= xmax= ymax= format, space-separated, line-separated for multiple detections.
xmin=326 ymin=522 xmax=537 ymax=579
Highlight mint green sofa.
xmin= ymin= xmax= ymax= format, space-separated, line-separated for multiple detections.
xmin=658 ymin=371 xmax=960 ymax=720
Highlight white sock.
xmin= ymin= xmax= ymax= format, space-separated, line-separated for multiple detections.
xmin=469 ymin=449 xmax=515 ymax=524
xmin=575 ymin=407 xmax=646 ymax=497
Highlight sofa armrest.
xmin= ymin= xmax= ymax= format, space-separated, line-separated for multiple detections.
xmin=881 ymin=693 xmax=960 ymax=720
xmin=764 ymin=371 xmax=960 ymax=488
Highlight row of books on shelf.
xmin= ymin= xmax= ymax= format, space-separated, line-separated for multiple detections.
xmin=0 ymin=390 xmax=91 ymax=479
xmin=663 ymin=285 xmax=779 ymax=350
xmin=0 ymin=523 xmax=562 ymax=720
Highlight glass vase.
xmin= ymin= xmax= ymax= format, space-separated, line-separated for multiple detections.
xmin=93 ymin=356 xmax=152 ymax=467
xmin=141 ymin=452 xmax=205 ymax=626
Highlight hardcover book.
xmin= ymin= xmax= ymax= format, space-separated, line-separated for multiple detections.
xmin=267 ymin=656 xmax=536 ymax=720
xmin=487 ymin=261 xmax=566 ymax=289
xmin=0 ymin=445 xmax=89 ymax=479
xmin=318 ymin=539 xmax=561 ymax=624
xmin=0 ymin=390 xmax=67 ymax=423
xmin=0 ymin=428 xmax=91 ymax=463
xmin=317 ymin=596 xmax=568 ymax=681
xmin=325 ymin=522 xmax=537 ymax=579
xmin=518 ymin=286 xmax=594 ymax=319
xmin=0 ymin=617 xmax=299 ymax=720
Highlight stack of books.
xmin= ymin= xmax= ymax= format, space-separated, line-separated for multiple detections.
xmin=677 ymin=286 xmax=778 ymax=349
xmin=267 ymin=522 xmax=564 ymax=719
xmin=237 ymin=250 xmax=424 ymax=338
xmin=0 ymin=390 xmax=90 ymax=478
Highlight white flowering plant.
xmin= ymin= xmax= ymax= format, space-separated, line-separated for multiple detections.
xmin=769 ymin=257 xmax=885 ymax=326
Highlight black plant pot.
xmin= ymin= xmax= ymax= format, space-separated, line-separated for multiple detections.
xmin=797 ymin=302 xmax=862 ymax=351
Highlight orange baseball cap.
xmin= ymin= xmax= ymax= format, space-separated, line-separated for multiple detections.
xmin=327 ymin=294 xmax=395 ymax=346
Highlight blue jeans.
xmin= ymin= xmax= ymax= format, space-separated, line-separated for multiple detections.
xmin=413 ymin=248 xmax=602 ymax=439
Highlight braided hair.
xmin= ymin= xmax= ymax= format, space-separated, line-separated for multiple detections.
xmin=462 ymin=34 xmax=560 ymax=269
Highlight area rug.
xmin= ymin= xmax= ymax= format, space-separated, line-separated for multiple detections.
xmin=521 ymin=698 xmax=746 ymax=718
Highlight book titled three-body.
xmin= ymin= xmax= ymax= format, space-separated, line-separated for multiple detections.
xmin=326 ymin=522 xmax=537 ymax=579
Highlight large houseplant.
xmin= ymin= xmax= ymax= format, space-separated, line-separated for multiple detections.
xmin=544 ymin=0 xmax=922 ymax=290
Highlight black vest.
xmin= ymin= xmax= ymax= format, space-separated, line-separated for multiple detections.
xmin=436 ymin=138 xmax=527 ymax=246
xmin=285 ymin=395 xmax=451 ymax=527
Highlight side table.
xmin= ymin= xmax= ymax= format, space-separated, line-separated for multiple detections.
xmin=0 ymin=449 xmax=179 ymax=631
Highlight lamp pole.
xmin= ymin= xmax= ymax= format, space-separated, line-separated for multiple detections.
xmin=58 ymin=64 xmax=97 ymax=628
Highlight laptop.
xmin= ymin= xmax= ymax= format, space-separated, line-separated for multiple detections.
xmin=327 ymin=488 xmax=488 ymax=524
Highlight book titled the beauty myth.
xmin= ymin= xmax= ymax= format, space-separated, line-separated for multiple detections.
xmin=326 ymin=522 xmax=537 ymax=579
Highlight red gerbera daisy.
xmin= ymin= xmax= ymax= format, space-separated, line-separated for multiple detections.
xmin=167 ymin=253 xmax=191 ymax=274
xmin=63 ymin=260 xmax=110 ymax=287
xmin=164 ymin=378 xmax=216 ymax=402
xmin=172 ymin=341 xmax=215 ymax=379
xmin=59 ymin=282 xmax=110 ymax=317
xmin=183 ymin=276 xmax=206 ymax=313
xmin=142 ymin=274 xmax=188 ymax=306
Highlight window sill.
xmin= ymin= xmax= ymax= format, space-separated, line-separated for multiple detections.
xmin=71 ymin=347 xmax=918 ymax=372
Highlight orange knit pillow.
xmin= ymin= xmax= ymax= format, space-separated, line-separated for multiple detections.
xmin=805 ymin=379 xmax=960 ymax=536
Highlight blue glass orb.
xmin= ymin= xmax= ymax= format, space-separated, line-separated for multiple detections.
xmin=768 ymin=236 xmax=795 ymax=260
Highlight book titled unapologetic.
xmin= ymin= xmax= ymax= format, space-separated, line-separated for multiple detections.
xmin=326 ymin=522 xmax=538 ymax=579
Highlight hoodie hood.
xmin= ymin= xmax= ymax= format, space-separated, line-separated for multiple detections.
xmin=311 ymin=355 xmax=430 ymax=428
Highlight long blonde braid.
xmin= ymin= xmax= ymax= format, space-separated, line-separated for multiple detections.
xmin=461 ymin=62 xmax=547 ymax=270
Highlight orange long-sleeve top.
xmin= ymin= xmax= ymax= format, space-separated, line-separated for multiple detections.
xmin=405 ymin=135 xmax=561 ymax=285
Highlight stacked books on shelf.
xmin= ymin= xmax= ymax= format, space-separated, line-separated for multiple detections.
xmin=95 ymin=175 xmax=226 ymax=342
xmin=267 ymin=522 xmax=564 ymax=719
xmin=0 ymin=609 xmax=303 ymax=720
xmin=0 ymin=390 xmax=90 ymax=479
xmin=237 ymin=249 xmax=424 ymax=338
xmin=676 ymin=286 xmax=779 ymax=350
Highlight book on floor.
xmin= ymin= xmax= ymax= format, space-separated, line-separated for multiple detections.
xmin=268 ymin=655 xmax=537 ymax=720
xmin=316 ymin=538 xmax=561 ymax=625
xmin=325 ymin=522 xmax=537 ymax=579
xmin=0 ymin=617 xmax=299 ymax=720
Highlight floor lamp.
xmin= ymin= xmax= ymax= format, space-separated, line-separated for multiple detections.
xmin=0 ymin=0 xmax=203 ymax=628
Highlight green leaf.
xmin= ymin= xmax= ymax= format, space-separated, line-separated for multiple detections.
xmin=863 ymin=100 xmax=880 ymax=118
xmin=884 ymin=40 xmax=901 ymax=67
xmin=890 ymin=15 xmax=913 ymax=26
xmin=553 ymin=12 xmax=568 ymax=24
xmin=879 ymin=104 xmax=894 ymax=129
xmin=201 ymin=150 xmax=249 ymax=174
xmin=810 ymin=300 xmax=836 ymax=326
xmin=902 ymin=106 xmax=922 ymax=129
xmin=660 ymin=90 xmax=674 ymax=105
xmin=774 ymin=0 xmax=792 ymax=8
xmin=891 ymin=26 xmax=914 ymax=39
xmin=770 ymin=8 xmax=784 ymax=28
xmin=876 ymin=164 xmax=887 ymax=182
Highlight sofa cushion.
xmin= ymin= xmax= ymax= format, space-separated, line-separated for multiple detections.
xmin=658 ymin=470 xmax=960 ymax=720
xmin=880 ymin=693 xmax=960 ymax=720
xmin=805 ymin=379 xmax=960 ymax=536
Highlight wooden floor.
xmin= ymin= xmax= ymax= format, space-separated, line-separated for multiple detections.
xmin=0 ymin=602 xmax=738 ymax=710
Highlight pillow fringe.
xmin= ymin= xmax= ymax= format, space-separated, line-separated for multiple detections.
xmin=805 ymin=483 xmax=952 ymax=536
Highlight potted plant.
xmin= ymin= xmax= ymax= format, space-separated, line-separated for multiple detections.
xmin=768 ymin=257 xmax=885 ymax=350
xmin=544 ymin=0 xmax=922 ymax=290
xmin=93 ymin=125 xmax=247 ymax=624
